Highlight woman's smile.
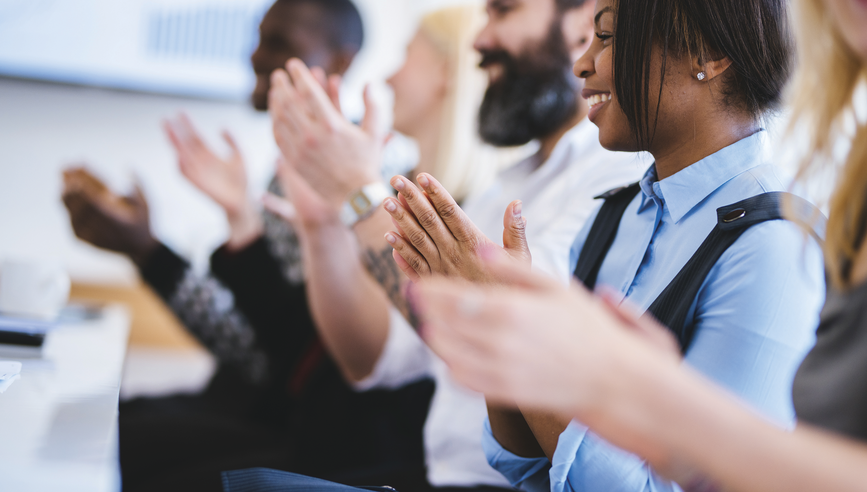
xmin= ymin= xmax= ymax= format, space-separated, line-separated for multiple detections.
xmin=583 ymin=89 xmax=611 ymax=122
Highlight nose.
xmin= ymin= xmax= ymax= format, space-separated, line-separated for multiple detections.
xmin=573 ymin=47 xmax=594 ymax=79
xmin=473 ymin=21 xmax=496 ymax=54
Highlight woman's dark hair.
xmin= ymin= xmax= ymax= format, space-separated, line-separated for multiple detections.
xmin=613 ymin=0 xmax=793 ymax=148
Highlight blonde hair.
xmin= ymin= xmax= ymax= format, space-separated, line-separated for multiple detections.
xmin=416 ymin=4 xmax=517 ymax=203
xmin=790 ymin=0 xmax=867 ymax=289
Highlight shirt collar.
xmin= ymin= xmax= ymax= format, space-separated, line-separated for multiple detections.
xmin=641 ymin=132 xmax=766 ymax=223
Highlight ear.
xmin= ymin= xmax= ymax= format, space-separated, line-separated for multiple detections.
xmin=693 ymin=55 xmax=733 ymax=82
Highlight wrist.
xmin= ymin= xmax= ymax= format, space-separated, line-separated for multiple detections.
xmin=127 ymin=236 xmax=161 ymax=269
xmin=340 ymin=181 xmax=392 ymax=228
xmin=226 ymin=203 xmax=264 ymax=252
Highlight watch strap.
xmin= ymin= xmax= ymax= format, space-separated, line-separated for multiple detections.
xmin=340 ymin=182 xmax=392 ymax=227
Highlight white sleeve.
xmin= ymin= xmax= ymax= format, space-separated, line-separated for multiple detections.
xmin=352 ymin=306 xmax=435 ymax=391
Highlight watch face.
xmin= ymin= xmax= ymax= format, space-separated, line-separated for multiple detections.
xmin=351 ymin=193 xmax=372 ymax=215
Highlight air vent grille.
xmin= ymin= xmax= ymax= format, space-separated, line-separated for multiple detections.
xmin=146 ymin=6 xmax=260 ymax=62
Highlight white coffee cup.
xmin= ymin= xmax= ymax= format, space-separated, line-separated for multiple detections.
xmin=0 ymin=260 xmax=71 ymax=320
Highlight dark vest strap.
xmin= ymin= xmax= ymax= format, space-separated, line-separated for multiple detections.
xmin=573 ymin=188 xmax=825 ymax=354
xmin=647 ymin=191 xmax=824 ymax=352
xmin=573 ymin=183 xmax=641 ymax=290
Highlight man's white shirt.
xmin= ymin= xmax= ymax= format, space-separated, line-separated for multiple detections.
xmin=353 ymin=118 xmax=646 ymax=488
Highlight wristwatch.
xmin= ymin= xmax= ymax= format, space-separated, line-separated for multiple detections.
xmin=340 ymin=182 xmax=393 ymax=227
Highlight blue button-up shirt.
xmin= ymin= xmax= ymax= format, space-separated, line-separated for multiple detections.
xmin=483 ymin=133 xmax=826 ymax=492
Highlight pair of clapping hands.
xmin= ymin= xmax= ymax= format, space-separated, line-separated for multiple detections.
xmin=265 ymin=58 xmax=532 ymax=282
xmin=265 ymin=59 xmax=680 ymax=419
xmin=63 ymin=110 xmax=261 ymax=261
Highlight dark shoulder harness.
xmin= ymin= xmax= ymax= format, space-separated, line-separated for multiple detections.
xmin=574 ymin=184 xmax=825 ymax=353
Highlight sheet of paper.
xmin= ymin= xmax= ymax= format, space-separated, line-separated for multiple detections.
xmin=0 ymin=361 xmax=22 ymax=380
xmin=0 ymin=361 xmax=22 ymax=393
xmin=0 ymin=374 xmax=19 ymax=393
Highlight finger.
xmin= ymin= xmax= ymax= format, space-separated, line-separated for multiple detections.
xmin=360 ymin=84 xmax=380 ymax=138
xmin=392 ymin=247 xmax=422 ymax=283
xmin=176 ymin=113 xmax=208 ymax=153
xmin=597 ymin=287 xmax=636 ymax=324
xmin=385 ymin=230 xmax=430 ymax=279
xmin=422 ymin=315 xmax=502 ymax=393
xmin=597 ymin=288 xmax=681 ymax=357
xmin=327 ymin=75 xmax=342 ymax=113
xmin=286 ymin=58 xmax=341 ymax=124
xmin=310 ymin=66 xmax=327 ymax=89
xmin=416 ymin=280 xmax=514 ymax=354
xmin=382 ymin=195 xmax=441 ymax=264
xmin=262 ymin=192 xmax=297 ymax=223
xmin=269 ymin=72 xmax=305 ymax=162
xmin=414 ymin=173 xmax=480 ymax=244
xmin=67 ymin=168 xmax=109 ymax=196
xmin=221 ymin=130 xmax=242 ymax=159
xmin=391 ymin=175 xmax=455 ymax=247
xmin=269 ymin=69 xmax=308 ymax=133
xmin=502 ymin=200 xmax=532 ymax=264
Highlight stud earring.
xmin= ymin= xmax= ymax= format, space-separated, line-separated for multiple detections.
xmin=697 ymin=71 xmax=707 ymax=81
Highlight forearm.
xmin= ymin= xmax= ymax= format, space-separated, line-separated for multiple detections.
xmin=582 ymin=344 xmax=867 ymax=492
xmin=487 ymin=402 xmax=546 ymax=458
xmin=300 ymin=219 xmax=391 ymax=382
xmin=354 ymin=207 xmax=416 ymax=325
xmin=520 ymin=409 xmax=572 ymax=461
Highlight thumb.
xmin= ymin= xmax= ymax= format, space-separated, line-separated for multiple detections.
xmin=360 ymin=84 xmax=379 ymax=138
xmin=221 ymin=130 xmax=242 ymax=159
xmin=502 ymin=200 xmax=531 ymax=265
xmin=129 ymin=179 xmax=150 ymax=215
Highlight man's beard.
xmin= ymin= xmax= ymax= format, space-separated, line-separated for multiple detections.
xmin=478 ymin=23 xmax=579 ymax=147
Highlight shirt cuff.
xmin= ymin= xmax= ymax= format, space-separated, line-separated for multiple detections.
xmin=482 ymin=418 xmax=551 ymax=492
xmin=210 ymin=235 xmax=269 ymax=281
xmin=352 ymin=306 xmax=433 ymax=391
xmin=138 ymin=243 xmax=189 ymax=299
xmin=550 ymin=421 xmax=589 ymax=492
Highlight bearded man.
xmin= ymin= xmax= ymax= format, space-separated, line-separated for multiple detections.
xmin=228 ymin=0 xmax=646 ymax=491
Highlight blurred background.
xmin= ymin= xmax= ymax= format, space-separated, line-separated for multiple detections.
xmin=0 ymin=0 xmax=475 ymax=396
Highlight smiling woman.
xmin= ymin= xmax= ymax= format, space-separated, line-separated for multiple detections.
xmin=416 ymin=0 xmax=867 ymax=489
xmin=418 ymin=0 xmax=827 ymax=490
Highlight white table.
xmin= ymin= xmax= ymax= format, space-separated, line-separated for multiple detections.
xmin=0 ymin=305 xmax=130 ymax=492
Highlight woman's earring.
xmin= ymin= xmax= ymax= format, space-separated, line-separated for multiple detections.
xmin=696 ymin=72 xmax=707 ymax=81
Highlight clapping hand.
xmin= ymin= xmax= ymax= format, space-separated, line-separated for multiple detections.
xmin=62 ymin=167 xmax=159 ymax=266
xmin=163 ymin=113 xmax=263 ymax=249
xmin=383 ymin=172 xmax=531 ymax=284
xmin=269 ymin=58 xmax=384 ymax=211
xmin=415 ymin=250 xmax=680 ymax=413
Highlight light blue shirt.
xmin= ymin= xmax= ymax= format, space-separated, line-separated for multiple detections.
xmin=483 ymin=133 xmax=826 ymax=492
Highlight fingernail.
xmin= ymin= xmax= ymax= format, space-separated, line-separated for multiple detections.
xmin=392 ymin=178 xmax=405 ymax=191
xmin=417 ymin=174 xmax=430 ymax=189
xmin=513 ymin=201 xmax=523 ymax=218
xmin=385 ymin=233 xmax=396 ymax=244
xmin=384 ymin=199 xmax=397 ymax=213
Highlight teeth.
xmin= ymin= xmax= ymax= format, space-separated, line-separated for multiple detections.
xmin=588 ymin=93 xmax=611 ymax=108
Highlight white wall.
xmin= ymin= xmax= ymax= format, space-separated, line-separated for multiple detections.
xmin=0 ymin=0 xmax=475 ymax=285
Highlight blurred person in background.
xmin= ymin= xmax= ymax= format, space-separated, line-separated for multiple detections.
xmin=233 ymin=0 xmax=643 ymax=491
xmin=62 ymin=1 xmax=436 ymax=491
xmin=413 ymin=0 xmax=867 ymax=489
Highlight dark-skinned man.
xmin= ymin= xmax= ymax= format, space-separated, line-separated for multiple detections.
xmin=62 ymin=1 xmax=433 ymax=491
